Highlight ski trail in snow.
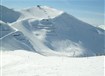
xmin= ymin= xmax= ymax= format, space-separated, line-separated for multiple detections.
xmin=37 ymin=6 xmax=57 ymax=36
xmin=0 ymin=31 xmax=16 ymax=39
xmin=12 ymin=21 xmax=57 ymax=55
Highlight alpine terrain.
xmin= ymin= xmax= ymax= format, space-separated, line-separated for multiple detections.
xmin=0 ymin=5 xmax=104 ymax=76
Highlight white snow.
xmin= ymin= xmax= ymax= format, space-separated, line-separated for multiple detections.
xmin=18 ymin=6 xmax=63 ymax=21
xmin=0 ymin=21 xmax=35 ymax=51
xmin=98 ymin=25 xmax=105 ymax=30
xmin=0 ymin=50 xmax=104 ymax=76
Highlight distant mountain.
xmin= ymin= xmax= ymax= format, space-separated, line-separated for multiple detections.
xmin=0 ymin=5 xmax=20 ymax=23
xmin=0 ymin=5 xmax=104 ymax=57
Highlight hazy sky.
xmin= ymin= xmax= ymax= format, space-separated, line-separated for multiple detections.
xmin=1 ymin=0 xmax=104 ymax=26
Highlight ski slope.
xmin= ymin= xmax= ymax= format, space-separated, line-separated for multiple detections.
xmin=0 ymin=50 xmax=104 ymax=76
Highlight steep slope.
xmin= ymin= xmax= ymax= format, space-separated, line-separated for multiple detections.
xmin=0 ymin=21 xmax=35 ymax=51
xmin=11 ymin=6 xmax=105 ymax=56
xmin=51 ymin=13 xmax=104 ymax=55
xmin=0 ymin=5 xmax=20 ymax=23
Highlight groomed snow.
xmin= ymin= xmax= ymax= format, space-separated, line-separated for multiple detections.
xmin=0 ymin=50 xmax=104 ymax=76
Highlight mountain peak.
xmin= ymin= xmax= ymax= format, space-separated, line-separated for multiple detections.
xmin=19 ymin=5 xmax=63 ymax=20
xmin=36 ymin=5 xmax=63 ymax=12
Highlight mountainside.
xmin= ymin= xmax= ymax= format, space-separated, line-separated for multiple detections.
xmin=0 ymin=5 xmax=104 ymax=57
xmin=0 ymin=5 xmax=20 ymax=23
xmin=0 ymin=21 xmax=35 ymax=51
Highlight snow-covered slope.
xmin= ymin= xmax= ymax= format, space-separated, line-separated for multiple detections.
xmin=0 ymin=5 xmax=20 ymax=23
xmin=0 ymin=21 xmax=35 ymax=51
xmin=0 ymin=5 xmax=105 ymax=57
xmin=0 ymin=50 xmax=104 ymax=76
xmin=12 ymin=8 xmax=104 ymax=56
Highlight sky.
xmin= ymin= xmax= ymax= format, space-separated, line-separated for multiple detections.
xmin=1 ymin=0 xmax=104 ymax=26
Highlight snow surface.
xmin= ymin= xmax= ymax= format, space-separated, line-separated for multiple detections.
xmin=0 ymin=21 xmax=35 ymax=51
xmin=98 ymin=25 xmax=105 ymax=30
xmin=0 ymin=50 xmax=104 ymax=76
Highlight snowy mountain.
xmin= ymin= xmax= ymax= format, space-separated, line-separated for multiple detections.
xmin=0 ymin=5 xmax=104 ymax=57
xmin=0 ymin=5 xmax=104 ymax=76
